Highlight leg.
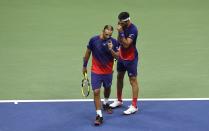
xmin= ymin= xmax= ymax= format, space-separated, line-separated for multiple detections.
xmin=110 ymin=60 xmax=126 ymax=108
xmin=102 ymin=73 xmax=113 ymax=113
xmin=94 ymin=88 xmax=103 ymax=126
xmin=103 ymin=87 xmax=112 ymax=114
xmin=127 ymin=57 xmax=139 ymax=107
xmin=103 ymin=73 xmax=112 ymax=102
xmin=91 ymin=72 xmax=103 ymax=125
xmin=123 ymin=58 xmax=139 ymax=115
xmin=117 ymin=71 xmax=126 ymax=102
xmin=104 ymin=87 xmax=110 ymax=99
xmin=91 ymin=72 xmax=102 ymax=111
xmin=129 ymin=76 xmax=139 ymax=107
xmin=93 ymin=88 xmax=102 ymax=112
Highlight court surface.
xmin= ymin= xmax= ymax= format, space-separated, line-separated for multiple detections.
xmin=1 ymin=0 xmax=209 ymax=131
xmin=0 ymin=99 xmax=209 ymax=131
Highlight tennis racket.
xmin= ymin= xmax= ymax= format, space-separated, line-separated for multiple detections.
xmin=112 ymin=58 xmax=117 ymax=71
xmin=81 ymin=73 xmax=90 ymax=97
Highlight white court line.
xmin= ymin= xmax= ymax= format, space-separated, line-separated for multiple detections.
xmin=0 ymin=98 xmax=209 ymax=103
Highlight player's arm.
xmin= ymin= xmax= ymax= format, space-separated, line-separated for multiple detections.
xmin=82 ymin=48 xmax=91 ymax=75
xmin=117 ymin=24 xmax=133 ymax=48
xmin=108 ymin=41 xmax=119 ymax=59
xmin=119 ymin=37 xmax=133 ymax=48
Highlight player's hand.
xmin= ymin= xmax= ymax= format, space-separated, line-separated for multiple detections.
xmin=117 ymin=24 xmax=123 ymax=32
xmin=108 ymin=40 xmax=113 ymax=50
xmin=82 ymin=67 xmax=87 ymax=76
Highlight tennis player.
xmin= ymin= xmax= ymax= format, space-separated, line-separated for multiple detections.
xmin=110 ymin=12 xmax=140 ymax=115
xmin=82 ymin=25 xmax=118 ymax=126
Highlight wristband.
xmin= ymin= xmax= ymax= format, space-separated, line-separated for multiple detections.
xmin=83 ymin=58 xmax=88 ymax=68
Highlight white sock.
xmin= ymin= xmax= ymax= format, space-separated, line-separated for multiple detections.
xmin=96 ymin=110 xmax=102 ymax=117
xmin=103 ymin=98 xmax=109 ymax=105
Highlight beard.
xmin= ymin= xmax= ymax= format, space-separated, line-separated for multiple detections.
xmin=122 ymin=24 xmax=128 ymax=29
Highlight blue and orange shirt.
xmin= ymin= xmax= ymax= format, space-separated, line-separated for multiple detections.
xmin=87 ymin=35 xmax=118 ymax=74
xmin=119 ymin=23 xmax=138 ymax=61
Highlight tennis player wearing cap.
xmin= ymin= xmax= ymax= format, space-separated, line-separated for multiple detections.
xmin=110 ymin=12 xmax=140 ymax=115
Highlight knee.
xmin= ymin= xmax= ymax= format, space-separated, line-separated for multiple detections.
xmin=130 ymin=77 xmax=137 ymax=85
xmin=94 ymin=89 xmax=100 ymax=96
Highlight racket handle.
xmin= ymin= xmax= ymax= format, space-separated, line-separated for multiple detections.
xmin=84 ymin=73 xmax=87 ymax=78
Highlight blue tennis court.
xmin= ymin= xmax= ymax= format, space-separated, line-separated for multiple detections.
xmin=0 ymin=99 xmax=208 ymax=131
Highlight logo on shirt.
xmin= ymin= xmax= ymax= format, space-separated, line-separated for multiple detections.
xmin=129 ymin=34 xmax=135 ymax=38
xmin=103 ymin=42 xmax=107 ymax=46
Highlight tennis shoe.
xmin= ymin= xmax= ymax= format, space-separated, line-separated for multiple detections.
xmin=123 ymin=105 xmax=138 ymax=115
xmin=103 ymin=103 xmax=112 ymax=114
xmin=94 ymin=115 xmax=103 ymax=126
xmin=110 ymin=100 xmax=123 ymax=108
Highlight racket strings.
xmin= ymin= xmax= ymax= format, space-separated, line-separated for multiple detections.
xmin=82 ymin=78 xmax=90 ymax=97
